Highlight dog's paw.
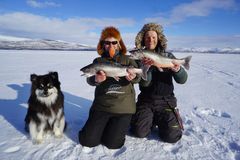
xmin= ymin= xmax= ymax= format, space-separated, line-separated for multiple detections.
xmin=55 ymin=134 xmax=63 ymax=138
xmin=54 ymin=129 xmax=63 ymax=138
xmin=32 ymin=138 xmax=43 ymax=144
xmin=33 ymin=134 xmax=44 ymax=144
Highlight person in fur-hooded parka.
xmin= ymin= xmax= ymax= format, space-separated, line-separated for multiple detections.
xmin=135 ymin=23 xmax=167 ymax=55
xmin=131 ymin=23 xmax=188 ymax=143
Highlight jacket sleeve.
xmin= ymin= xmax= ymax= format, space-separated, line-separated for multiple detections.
xmin=173 ymin=67 xmax=188 ymax=84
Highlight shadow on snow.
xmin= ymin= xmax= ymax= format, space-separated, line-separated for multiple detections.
xmin=0 ymin=83 xmax=92 ymax=143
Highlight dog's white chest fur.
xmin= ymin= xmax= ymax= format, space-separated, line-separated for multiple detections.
xmin=35 ymin=87 xmax=58 ymax=107
xmin=36 ymin=108 xmax=63 ymax=127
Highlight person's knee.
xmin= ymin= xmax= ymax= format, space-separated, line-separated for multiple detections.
xmin=134 ymin=129 xmax=149 ymax=138
xmin=103 ymin=141 xmax=124 ymax=149
xmin=130 ymin=126 xmax=150 ymax=138
xmin=159 ymin=129 xmax=182 ymax=143
xmin=163 ymin=133 xmax=182 ymax=143
xmin=102 ymin=137 xmax=125 ymax=149
xmin=79 ymin=130 xmax=100 ymax=147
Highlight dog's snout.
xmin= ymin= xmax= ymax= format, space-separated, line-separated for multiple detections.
xmin=43 ymin=88 xmax=48 ymax=95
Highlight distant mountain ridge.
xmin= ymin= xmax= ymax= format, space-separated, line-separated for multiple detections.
xmin=0 ymin=35 xmax=239 ymax=53
xmin=0 ymin=35 xmax=95 ymax=51
xmin=168 ymin=47 xmax=240 ymax=54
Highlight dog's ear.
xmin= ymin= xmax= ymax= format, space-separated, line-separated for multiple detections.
xmin=30 ymin=74 xmax=38 ymax=82
xmin=50 ymin=72 xmax=61 ymax=88
xmin=49 ymin=72 xmax=59 ymax=80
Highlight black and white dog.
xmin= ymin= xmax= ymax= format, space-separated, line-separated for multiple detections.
xmin=24 ymin=72 xmax=65 ymax=144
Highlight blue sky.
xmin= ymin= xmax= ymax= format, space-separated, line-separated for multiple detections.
xmin=0 ymin=0 xmax=240 ymax=48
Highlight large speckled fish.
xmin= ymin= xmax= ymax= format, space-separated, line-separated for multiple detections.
xmin=129 ymin=49 xmax=192 ymax=70
xmin=80 ymin=62 xmax=147 ymax=81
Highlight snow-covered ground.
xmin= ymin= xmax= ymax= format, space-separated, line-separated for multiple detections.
xmin=0 ymin=50 xmax=240 ymax=160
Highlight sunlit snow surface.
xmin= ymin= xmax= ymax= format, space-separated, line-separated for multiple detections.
xmin=0 ymin=50 xmax=240 ymax=160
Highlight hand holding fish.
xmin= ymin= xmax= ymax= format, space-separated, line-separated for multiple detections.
xmin=170 ymin=60 xmax=181 ymax=72
xmin=126 ymin=68 xmax=137 ymax=81
xmin=95 ymin=70 xmax=106 ymax=83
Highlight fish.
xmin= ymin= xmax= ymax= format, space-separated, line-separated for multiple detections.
xmin=80 ymin=62 xmax=147 ymax=81
xmin=129 ymin=49 xmax=192 ymax=70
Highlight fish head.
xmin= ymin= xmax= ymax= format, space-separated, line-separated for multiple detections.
xmin=80 ymin=63 xmax=97 ymax=77
xmin=128 ymin=49 xmax=145 ymax=60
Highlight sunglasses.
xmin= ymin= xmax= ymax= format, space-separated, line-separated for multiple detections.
xmin=104 ymin=41 xmax=118 ymax=45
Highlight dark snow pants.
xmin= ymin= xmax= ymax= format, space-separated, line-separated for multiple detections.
xmin=79 ymin=109 xmax=132 ymax=149
xmin=131 ymin=95 xmax=183 ymax=143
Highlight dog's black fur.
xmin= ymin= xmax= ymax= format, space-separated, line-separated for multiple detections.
xmin=24 ymin=72 xmax=65 ymax=144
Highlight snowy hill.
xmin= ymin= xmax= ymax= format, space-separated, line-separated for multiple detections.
xmin=0 ymin=35 xmax=95 ymax=51
xmin=0 ymin=50 xmax=240 ymax=160
xmin=1 ymin=34 xmax=240 ymax=53
xmin=168 ymin=47 xmax=240 ymax=54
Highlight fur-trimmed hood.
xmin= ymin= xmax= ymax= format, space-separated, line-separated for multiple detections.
xmin=135 ymin=23 xmax=167 ymax=53
xmin=97 ymin=26 xmax=127 ymax=55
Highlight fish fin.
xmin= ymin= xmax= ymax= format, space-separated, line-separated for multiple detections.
xmin=158 ymin=67 xmax=164 ymax=72
xmin=128 ymin=48 xmax=141 ymax=53
xmin=182 ymin=55 xmax=192 ymax=70
xmin=81 ymin=73 xmax=90 ymax=77
xmin=113 ymin=77 xmax=120 ymax=81
xmin=129 ymin=55 xmax=137 ymax=60
xmin=81 ymin=72 xmax=93 ymax=77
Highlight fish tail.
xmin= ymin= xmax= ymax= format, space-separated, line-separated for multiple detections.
xmin=182 ymin=55 xmax=192 ymax=70
xmin=141 ymin=65 xmax=150 ymax=80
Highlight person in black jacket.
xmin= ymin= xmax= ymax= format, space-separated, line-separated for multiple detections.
xmin=131 ymin=23 xmax=187 ymax=143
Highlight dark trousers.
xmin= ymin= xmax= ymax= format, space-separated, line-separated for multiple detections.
xmin=79 ymin=110 xmax=132 ymax=149
xmin=131 ymin=95 xmax=183 ymax=143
